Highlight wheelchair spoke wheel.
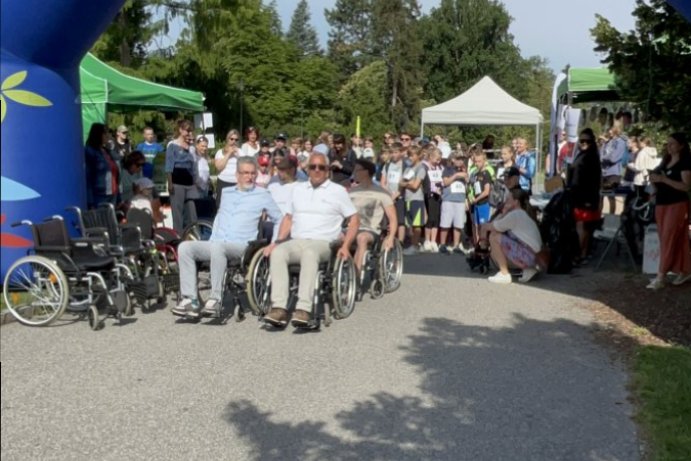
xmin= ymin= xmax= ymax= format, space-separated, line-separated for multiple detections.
xmin=246 ymin=251 xmax=271 ymax=316
xmin=182 ymin=220 xmax=213 ymax=241
xmin=331 ymin=257 xmax=356 ymax=320
xmin=3 ymin=255 xmax=69 ymax=326
xmin=381 ymin=240 xmax=403 ymax=293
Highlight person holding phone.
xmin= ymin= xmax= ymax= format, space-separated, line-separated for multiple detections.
xmin=647 ymin=133 xmax=691 ymax=289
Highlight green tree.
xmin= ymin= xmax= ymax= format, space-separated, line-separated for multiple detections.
xmin=287 ymin=0 xmax=321 ymax=56
xmin=325 ymin=0 xmax=376 ymax=77
xmin=591 ymin=0 xmax=691 ymax=131
xmin=336 ymin=60 xmax=391 ymax=135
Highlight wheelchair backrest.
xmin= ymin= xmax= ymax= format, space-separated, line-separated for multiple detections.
xmin=126 ymin=208 xmax=154 ymax=240
xmin=190 ymin=197 xmax=216 ymax=220
xmin=32 ymin=218 xmax=70 ymax=251
xmin=81 ymin=205 xmax=120 ymax=246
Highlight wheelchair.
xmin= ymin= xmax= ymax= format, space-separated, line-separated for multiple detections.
xmin=2 ymin=216 xmax=133 ymax=330
xmin=174 ymin=238 xmax=269 ymax=323
xmin=248 ymin=240 xmax=358 ymax=330
xmin=354 ymin=230 xmax=404 ymax=301
xmin=69 ymin=204 xmax=165 ymax=310
xmin=181 ymin=197 xmax=216 ymax=241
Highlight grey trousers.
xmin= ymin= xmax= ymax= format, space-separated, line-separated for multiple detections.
xmin=170 ymin=184 xmax=199 ymax=234
xmin=178 ymin=240 xmax=246 ymax=301
xmin=270 ymin=239 xmax=331 ymax=312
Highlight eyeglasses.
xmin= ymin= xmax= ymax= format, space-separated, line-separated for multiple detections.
xmin=308 ymin=164 xmax=328 ymax=171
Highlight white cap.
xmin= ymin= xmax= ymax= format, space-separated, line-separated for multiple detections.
xmin=313 ymin=143 xmax=329 ymax=155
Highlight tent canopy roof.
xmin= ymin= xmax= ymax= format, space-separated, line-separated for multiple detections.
xmin=79 ymin=53 xmax=205 ymax=112
xmin=556 ymin=67 xmax=620 ymax=103
xmin=421 ymin=76 xmax=543 ymax=126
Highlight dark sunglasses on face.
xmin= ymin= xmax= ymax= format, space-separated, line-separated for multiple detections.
xmin=308 ymin=164 xmax=328 ymax=171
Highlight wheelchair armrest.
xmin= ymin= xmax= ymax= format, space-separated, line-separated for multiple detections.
xmin=34 ymin=244 xmax=71 ymax=253
xmin=247 ymin=238 xmax=268 ymax=247
xmin=84 ymin=227 xmax=109 ymax=239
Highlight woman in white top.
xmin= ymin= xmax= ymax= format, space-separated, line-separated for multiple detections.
xmin=240 ymin=126 xmax=260 ymax=157
xmin=628 ymin=136 xmax=659 ymax=195
xmin=195 ymin=136 xmax=211 ymax=197
xmin=214 ymin=129 xmax=241 ymax=208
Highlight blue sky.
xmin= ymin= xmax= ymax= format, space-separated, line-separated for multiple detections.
xmin=160 ymin=0 xmax=638 ymax=73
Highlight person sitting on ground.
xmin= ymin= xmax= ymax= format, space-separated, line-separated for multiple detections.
xmin=171 ymin=157 xmax=283 ymax=318
xmin=349 ymin=159 xmax=397 ymax=276
xmin=439 ymin=152 xmax=468 ymax=254
xmin=481 ymin=188 xmax=543 ymax=284
xmin=262 ymin=148 xmax=360 ymax=328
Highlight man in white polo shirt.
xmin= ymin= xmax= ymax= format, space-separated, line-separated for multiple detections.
xmin=262 ymin=146 xmax=360 ymax=328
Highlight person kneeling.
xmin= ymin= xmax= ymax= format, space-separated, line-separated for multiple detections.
xmin=480 ymin=188 xmax=543 ymax=284
xmin=172 ymin=157 xmax=283 ymax=318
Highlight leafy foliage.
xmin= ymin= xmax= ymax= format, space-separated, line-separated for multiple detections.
xmin=591 ymin=0 xmax=691 ymax=131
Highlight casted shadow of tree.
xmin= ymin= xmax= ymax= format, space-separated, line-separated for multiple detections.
xmin=223 ymin=316 xmax=638 ymax=461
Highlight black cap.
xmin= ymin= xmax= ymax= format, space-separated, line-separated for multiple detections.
xmin=275 ymin=132 xmax=288 ymax=141
xmin=260 ymin=138 xmax=270 ymax=147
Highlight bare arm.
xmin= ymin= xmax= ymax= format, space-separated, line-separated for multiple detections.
xmin=263 ymin=214 xmax=293 ymax=256
xmin=383 ymin=204 xmax=397 ymax=250
xmin=338 ymin=214 xmax=360 ymax=259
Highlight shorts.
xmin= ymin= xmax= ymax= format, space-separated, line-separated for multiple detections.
xmin=500 ymin=231 xmax=537 ymax=269
xmin=573 ymin=207 xmax=602 ymax=223
xmin=405 ymin=200 xmax=426 ymax=228
xmin=394 ymin=198 xmax=406 ymax=228
xmin=425 ymin=194 xmax=442 ymax=228
xmin=440 ymin=201 xmax=466 ymax=229
xmin=473 ymin=203 xmax=491 ymax=225
xmin=602 ymin=175 xmax=620 ymax=191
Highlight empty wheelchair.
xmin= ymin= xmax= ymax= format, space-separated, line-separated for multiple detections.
xmin=181 ymin=197 xmax=216 ymax=241
xmin=249 ymin=240 xmax=358 ymax=330
xmin=69 ymin=204 xmax=165 ymax=310
xmin=2 ymin=216 xmax=133 ymax=330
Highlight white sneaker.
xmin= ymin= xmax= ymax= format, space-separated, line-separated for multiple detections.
xmin=671 ymin=273 xmax=691 ymax=286
xmin=488 ymin=272 xmax=512 ymax=284
xmin=421 ymin=241 xmax=432 ymax=252
xmin=429 ymin=242 xmax=439 ymax=253
xmin=519 ymin=268 xmax=538 ymax=283
xmin=646 ymin=278 xmax=665 ymax=290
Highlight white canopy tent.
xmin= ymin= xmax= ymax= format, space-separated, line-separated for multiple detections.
xmin=420 ymin=76 xmax=544 ymax=166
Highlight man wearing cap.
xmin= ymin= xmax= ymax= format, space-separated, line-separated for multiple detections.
xmin=172 ymin=157 xmax=283 ymax=319
xmin=271 ymin=133 xmax=289 ymax=158
xmin=262 ymin=147 xmax=360 ymax=328
xmin=110 ymin=125 xmax=132 ymax=162
xmin=329 ymin=133 xmax=357 ymax=187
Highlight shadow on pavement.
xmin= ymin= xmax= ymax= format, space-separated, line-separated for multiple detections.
xmin=223 ymin=316 xmax=637 ymax=460
xmin=403 ymin=250 xmax=691 ymax=347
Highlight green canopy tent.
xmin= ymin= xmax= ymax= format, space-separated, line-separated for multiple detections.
xmin=556 ymin=67 xmax=620 ymax=104
xmin=79 ymin=52 xmax=205 ymax=140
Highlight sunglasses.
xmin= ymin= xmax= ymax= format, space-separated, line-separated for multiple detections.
xmin=308 ymin=164 xmax=328 ymax=171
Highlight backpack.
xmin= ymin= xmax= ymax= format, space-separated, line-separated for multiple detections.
xmin=489 ymin=180 xmax=507 ymax=208
xmin=539 ymin=191 xmax=579 ymax=274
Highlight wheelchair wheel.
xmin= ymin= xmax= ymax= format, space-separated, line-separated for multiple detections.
xmin=87 ymin=304 xmax=103 ymax=330
xmin=246 ymin=251 xmax=271 ymax=316
xmin=331 ymin=257 xmax=356 ymax=320
xmin=182 ymin=219 xmax=213 ymax=241
xmin=3 ymin=255 xmax=69 ymax=326
xmin=380 ymin=240 xmax=403 ymax=293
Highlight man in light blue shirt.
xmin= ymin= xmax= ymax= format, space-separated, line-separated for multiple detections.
xmin=172 ymin=157 xmax=283 ymax=318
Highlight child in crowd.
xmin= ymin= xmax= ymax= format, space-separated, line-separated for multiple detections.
xmin=380 ymin=142 xmax=406 ymax=243
xmin=422 ymin=148 xmax=444 ymax=252
xmin=400 ymin=147 xmax=427 ymax=255
xmin=439 ymin=153 xmax=468 ymax=254
xmin=256 ymin=155 xmax=271 ymax=188
xmin=469 ymin=149 xmax=493 ymax=244
xmin=130 ymin=177 xmax=163 ymax=223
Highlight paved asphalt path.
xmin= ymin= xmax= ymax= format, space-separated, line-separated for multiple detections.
xmin=1 ymin=253 xmax=640 ymax=461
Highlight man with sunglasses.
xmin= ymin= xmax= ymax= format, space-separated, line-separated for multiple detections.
xmin=263 ymin=146 xmax=360 ymax=328
xmin=172 ymin=157 xmax=283 ymax=319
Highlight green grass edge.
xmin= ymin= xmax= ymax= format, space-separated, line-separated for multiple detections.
xmin=633 ymin=345 xmax=691 ymax=461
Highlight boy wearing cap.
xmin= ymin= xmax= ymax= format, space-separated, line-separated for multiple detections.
xmin=111 ymin=125 xmax=132 ymax=162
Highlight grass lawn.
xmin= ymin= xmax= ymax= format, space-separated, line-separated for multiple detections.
xmin=633 ymin=345 xmax=691 ymax=460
